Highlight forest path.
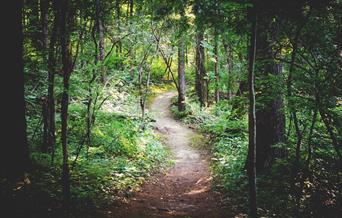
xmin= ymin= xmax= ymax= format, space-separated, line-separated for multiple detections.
xmin=112 ymin=91 xmax=231 ymax=218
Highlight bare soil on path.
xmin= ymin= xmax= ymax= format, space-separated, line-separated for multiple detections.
xmin=111 ymin=91 xmax=232 ymax=218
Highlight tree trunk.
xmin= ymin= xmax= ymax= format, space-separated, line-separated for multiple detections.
xmin=40 ymin=0 xmax=49 ymax=49
xmin=41 ymin=0 xmax=51 ymax=154
xmin=247 ymin=5 xmax=258 ymax=218
xmin=287 ymin=24 xmax=304 ymax=169
xmin=98 ymin=19 xmax=105 ymax=82
xmin=319 ymin=109 xmax=342 ymax=162
xmin=235 ymin=36 xmax=249 ymax=97
xmin=116 ymin=0 xmax=121 ymax=25
xmin=195 ymin=34 xmax=201 ymax=100
xmin=255 ymin=67 xmax=286 ymax=172
xmin=60 ymin=64 xmax=71 ymax=212
xmin=237 ymin=80 xmax=248 ymax=96
xmin=42 ymin=99 xmax=49 ymax=153
xmin=96 ymin=0 xmax=105 ymax=83
xmin=286 ymin=24 xmax=307 ymax=218
xmin=306 ymin=108 xmax=318 ymax=165
xmin=130 ymin=0 xmax=133 ymax=18
xmin=59 ymin=0 xmax=72 ymax=211
xmin=185 ymin=44 xmax=188 ymax=65
xmin=255 ymin=14 xmax=285 ymax=173
xmin=223 ymin=41 xmax=233 ymax=100
xmin=137 ymin=48 xmax=151 ymax=120
xmin=214 ymin=31 xmax=219 ymax=103
xmin=115 ymin=0 xmax=122 ymax=69
xmin=1 ymin=0 xmax=30 ymax=179
xmin=178 ymin=33 xmax=186 ymax=111
xmin=195 ymin=31 xmax=208 ymax=107
xmin=42 ymin=10 xmax=58 ymax=156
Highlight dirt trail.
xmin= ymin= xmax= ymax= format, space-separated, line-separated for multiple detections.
xmin=113 ymin=91 xmax=231 ymax=218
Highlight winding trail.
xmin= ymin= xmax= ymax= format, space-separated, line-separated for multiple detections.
xmin=114 ymin=91 xmax=231 ymax=217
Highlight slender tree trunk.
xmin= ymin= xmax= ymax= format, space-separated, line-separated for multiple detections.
xmin=214 ymin=30 xmax=220 ymax=103
xmin=95 ymin=0 xmax=105 ymax=83
xmin=115 ymin=0 xmax=122 ymax=69
xmin=137 ymin=48 xmax=151 ymax=120
xmin=286 ymin=25 xmax=306 ymax=217
xmin=167 ymin=59 xmax=171 ymax=81
xmin=129 ymin=0 xmax=133 ymax=18
xmin=195 ymin=34 xmax=201 ymax=100
xmin=247 ymin=5 xmax=258 ymax=217
xmin=40 ymin=0 xmax=49 ymax=49
xmin=116 ymin=0 xmax=121 ymax=27
xmin=185 ymin=44 xmax=188 ymax=64
xmin=223 ymin=41 xmax=233 ymax=100
xmin=236 ymin=80 xmax=247 ymax=96
xmin=287 ymin=24 xmax=304 ymax=167
xmin=41 ymin=0 xmax=51 ymax=154
xmin=152 ymin=31 xmax=179 ymax=90
xmin=307 ymin=108 xmax=318 ymax=165
xmin=286 ymin=114 xmax=293 ymax=141
xmin=59 ymin=0 xmax=72 ymax=211
xmin=60 ymin=64 xmax=71 ymax=212
xmin=42 ymin=11 xmax=58 ymax=156
xmin=86 ymin=83 xmax=93 ymax=158
xmin=139 ymin=65 xmax=152 ymax=121
xmin=319 ymin=109 xmax=342 ymax=162
xmin=235 ymin=36 xmax=249 ymax=97
xmin=178 ymin=33 xmax=186 ymax=111
xmin=84 ymin=20 xmax=100 ymax=158
xmin=85 ymin=31 xmax=99 ymax=155
xmin=98 ymin=19 xmax=105 ymax=82
xmin=42 ymin=100 xmax=49 ymax=153
xmin=128 ymin=0 xmax=135 ymax=79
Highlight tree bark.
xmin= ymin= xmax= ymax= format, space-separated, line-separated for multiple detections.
xmin=286 ymin=24 xmax=308 ymax=218
xmin=235 ymin=36 xmax=249 ymax=97
xmin=137 ymin=46 xmax=152 ymax=120
xmin=59 ymin=0 xmax=72 ymax=211
xmin=223 ymin=40 xmax=233 ymax=100
xmin=40 ymin=0 xmax=49 ymax=49
xmin=1 ymin=0 xmax=30 ymax=180
xmin=115 ymin=0 xmax=122 ymax=69
xmin=178 ymin=33 xmax=186 ymax=111
xmin=214 ymin=31 xmax=220 ymax=103
xmin=129 ymin=0 xmax=133 ymax=18
xmin=98 ymin=20 xmax=105 ymax=82
xmin=247 ymin=5 xmax=258 ymax=217
xmin=287 ymin=24 xmax=304 ymax=171
xmin=116 ymin=0 xmax=121 ymax=25
xmin=306 ymin=108 xmax=318 ymax=165
xmin=96 ymin=0 xmax=106 ymax=83
xmin=42 ymin=9 xmax=58 ymax=156
xmin=41 ymin=0 xmax=50 ymax=153
xmin=255 ymin=13 xmax=285 ymax=173
xmin=195 ymin=31 xmax=208 ymax=107
xmin=319 ymin=109 xmax=342 ymax=162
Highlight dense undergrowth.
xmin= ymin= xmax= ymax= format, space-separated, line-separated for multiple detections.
xmin=171 ymin=90 xmax=341 ymax=217
xmin=2 ymin=73 xmax=172 ymax=218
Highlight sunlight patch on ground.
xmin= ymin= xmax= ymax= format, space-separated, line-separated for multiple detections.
xmin=184 ymin=186 xmax=209 ymax=195
xmin=195 ymin=176 xmax=212 ymax=185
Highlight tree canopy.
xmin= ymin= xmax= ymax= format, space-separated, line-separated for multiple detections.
xmin=1 ymin=0 xmax=341 ymax=217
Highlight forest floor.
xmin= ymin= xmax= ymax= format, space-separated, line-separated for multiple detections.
xmin=108 ymin=91 xmax=232 ymax=218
